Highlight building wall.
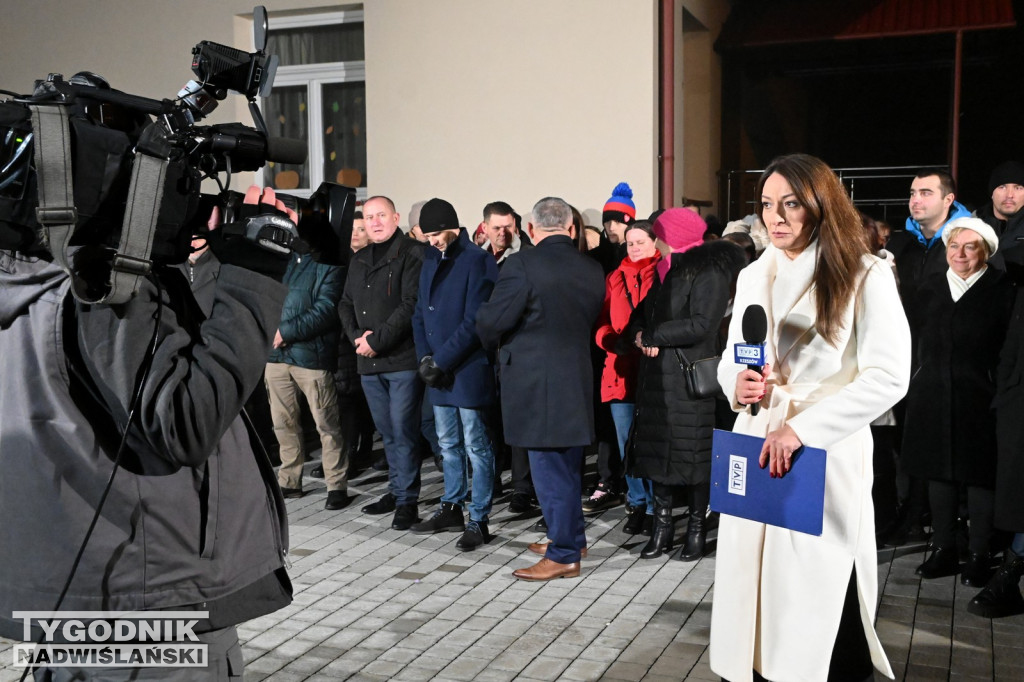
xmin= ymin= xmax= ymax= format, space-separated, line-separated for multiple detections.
xmin=0 ymin=1 xmax=724 ymax=229
xmin=363 ymin=0 xmax=658 ymax=226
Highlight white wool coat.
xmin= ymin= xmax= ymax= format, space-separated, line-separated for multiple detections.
xmin=710 ymin=241 xmax=910 ymax=682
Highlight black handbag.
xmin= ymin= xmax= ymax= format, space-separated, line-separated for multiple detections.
xmin=675 ymin=348 xmax=722 ymax=399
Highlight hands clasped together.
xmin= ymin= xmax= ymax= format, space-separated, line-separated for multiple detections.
xmin=734 ymin=363 xmax=803 ymax=478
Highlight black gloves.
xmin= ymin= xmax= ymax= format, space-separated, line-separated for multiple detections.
xmin=418 ymin=355 xmax=454 ymax=389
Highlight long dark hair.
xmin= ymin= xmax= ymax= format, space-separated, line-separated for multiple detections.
xmin=757 ymin=154 xmax=869 ymax=346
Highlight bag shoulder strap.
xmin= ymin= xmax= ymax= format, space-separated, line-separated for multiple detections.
xmin=620 ymin=271 xmax=635 ymax=310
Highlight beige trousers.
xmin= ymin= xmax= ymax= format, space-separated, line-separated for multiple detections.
xmin=265 ymin=362 xmax=348 ymax=491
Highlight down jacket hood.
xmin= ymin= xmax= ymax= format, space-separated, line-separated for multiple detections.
xmin=904 ymin=200 xmax=972 ymax=247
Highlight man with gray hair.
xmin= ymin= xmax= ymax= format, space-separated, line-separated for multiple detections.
xmin=476 ymin=197 xmax=604 ymax=581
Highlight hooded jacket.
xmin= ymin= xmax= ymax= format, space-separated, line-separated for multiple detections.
xmin=0 ymin=251 xmax=291 ymax=640
xmin=887 ymin=200 xmax=971 ymax=305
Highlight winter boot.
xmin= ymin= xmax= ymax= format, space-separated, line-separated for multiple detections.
xmin=640 ymin=484 xmax=674 ymax=559
xmin=967 ymin=549 xmax=1024 ymax=618
xmin=410 ymin=502 xmax=465 ymax=535
xmin=677 ymin=483 xmax=709 ymax=562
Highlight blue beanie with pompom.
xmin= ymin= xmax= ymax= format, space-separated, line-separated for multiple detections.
xmin=602 ymin=182 xmax=636 ymax=225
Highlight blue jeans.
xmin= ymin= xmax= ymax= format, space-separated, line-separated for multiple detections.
xmin=361 ymin=370 xmax=422 ymax=505
xmin=421 ymin=388 xmax=441 ymax=457
xmin=434 ymin=405 xmax=495 ymax=522
xmin=610 ymin=401 xmax=653 ymax=513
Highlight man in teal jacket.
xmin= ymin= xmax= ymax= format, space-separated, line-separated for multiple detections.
xmin=267 ymin=252 xmax=349 ymax=510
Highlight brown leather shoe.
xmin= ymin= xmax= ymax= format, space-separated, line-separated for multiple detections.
xmin=528 ymin=541 xmax=588 ymax=558
xmin=512 ymin=557 xmax=581 ymax=581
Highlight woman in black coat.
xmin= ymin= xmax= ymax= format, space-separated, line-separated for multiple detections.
xmin=627 ymin=208 xmax=745 ymax=561
xmin=969 ymin=293 xmax=1024 ymax=617
xmin=901 ymin=218 xmax=1015 ymax=586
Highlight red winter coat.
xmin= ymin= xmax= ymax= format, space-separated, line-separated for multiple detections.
xmin=594 ymin=253 xmax=661 ymax=402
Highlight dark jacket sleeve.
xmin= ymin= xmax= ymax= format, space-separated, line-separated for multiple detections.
xmin=476 ymin=255 xmax=529 ymax=350
xmin=997 ymin=292 xmax=1024 ymax=400
xmin=412 ymin=261 xmax=431 ymax=359
xmin=644 ymin=267 xmax=730 ymax=348
xmin=433 ymin=255 xmax=498 ymax=371
xmin=338 ymin=262 xmax=362 ymax=343
xmin=279 ymin=262 xmax=343 ymax=344
xmin=594 ymin=272 xmax=618 ymax=352
xmin=367 ymin=245 xmax=423 ymax=354
xmin=76 ymin=265 xmax=287 ymax=469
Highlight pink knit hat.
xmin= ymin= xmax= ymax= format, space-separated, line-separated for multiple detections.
xmin=653 ymin=208 xmax=706 ymax=252
xmin=653 ymin=208 xmax=706 ymax=279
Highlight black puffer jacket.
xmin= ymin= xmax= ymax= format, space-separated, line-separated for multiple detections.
xmin=626 ymin=240 xmax=745 ymax=485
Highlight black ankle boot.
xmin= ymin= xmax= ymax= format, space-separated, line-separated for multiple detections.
xmin=410 ymin=501 xmax=465 ymax=535
xmin=677 ymin=484 xmax=709 ymax=562
xmin=967 ymin=549 xmax=1024 ymax=618
xmin=623 ymin=504 xmax=646 ymax=535
xmin=640 ymin=507 xmax=674 ymax=559
xmin=677 ymin=512 xmax=706 ymax=561
xmin=640 ymin=484 xmax=674 ymax=559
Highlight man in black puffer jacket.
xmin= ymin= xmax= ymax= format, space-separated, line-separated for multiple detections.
xmin=267 ymin=251 xmax=350 ymax=510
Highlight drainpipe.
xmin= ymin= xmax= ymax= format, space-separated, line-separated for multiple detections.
xmin=659 ymin=0 xmax=675 ymax=208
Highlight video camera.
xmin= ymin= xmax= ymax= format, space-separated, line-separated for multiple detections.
xmin=0 ymin=6 xmax=356 ymax=304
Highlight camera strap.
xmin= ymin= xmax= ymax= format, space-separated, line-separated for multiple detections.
xmin=29 ymin=103 xmax=77 ymax=273
xmin=30 ymin=103 xmax=168 ymax=305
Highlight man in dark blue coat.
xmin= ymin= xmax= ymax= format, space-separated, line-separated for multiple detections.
xmin=476 ymin=197 xmax=604 ymax=580
xmin=411 ymin=198 xmax=500 ymax=550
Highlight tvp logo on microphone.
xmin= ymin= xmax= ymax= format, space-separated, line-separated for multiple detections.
xmin=734 ymin=343 xmax=765 ymax=366
xmin=11 ymin=611 xmax=208 ymax=669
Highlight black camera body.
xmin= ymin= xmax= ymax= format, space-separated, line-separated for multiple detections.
xmin=0 ymin=6 xmax=356 ymax=302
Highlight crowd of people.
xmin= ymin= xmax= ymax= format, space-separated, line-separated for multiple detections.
xmin=7 ymin=147 xmax=1024 ymax=679
xmin=232 ymin=157 xmax=1024 ymax=679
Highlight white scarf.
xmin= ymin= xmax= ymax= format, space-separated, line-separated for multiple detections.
xmin=946 ymin=265 xmax=987 ymax=302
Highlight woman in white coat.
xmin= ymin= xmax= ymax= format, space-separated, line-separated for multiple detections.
xmin=710 ymin=154 xmax=911 ymax=682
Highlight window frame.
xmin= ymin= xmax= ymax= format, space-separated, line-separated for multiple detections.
xmin=259 ymin=8 xmax=367 ymax=200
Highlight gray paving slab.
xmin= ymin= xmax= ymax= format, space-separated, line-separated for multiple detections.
xmin=3 ymin=451 xmax=1024 ymax=681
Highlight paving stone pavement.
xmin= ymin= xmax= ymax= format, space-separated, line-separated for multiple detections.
xmin=2 ymin=450 xmax=1023 ymax=681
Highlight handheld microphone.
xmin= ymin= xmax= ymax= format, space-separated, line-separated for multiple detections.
xmin=736 ymin=305 xmax=767 ymax=415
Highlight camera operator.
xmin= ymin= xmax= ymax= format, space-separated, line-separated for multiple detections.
xmin=0 ymin=187 xmax=295 ymax=680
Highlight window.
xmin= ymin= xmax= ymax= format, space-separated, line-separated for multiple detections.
xmin=261 ymin=8 xmax=366 ymax=199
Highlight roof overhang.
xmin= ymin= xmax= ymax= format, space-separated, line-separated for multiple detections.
xmin=716 ymin=0 xmax=1016 ymax=51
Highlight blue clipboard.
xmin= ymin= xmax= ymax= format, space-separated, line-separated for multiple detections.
xmin=710 ymin=429 xmax=827 ymax=536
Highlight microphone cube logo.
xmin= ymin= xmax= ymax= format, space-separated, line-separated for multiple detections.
xmin=11 ymin=612 xmax=208 ymax=669
xmin=734 ymin=343 xmax=765 ymax=366
xmin=728 ymin=455 xmax=746 ymax=496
